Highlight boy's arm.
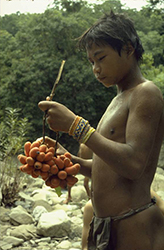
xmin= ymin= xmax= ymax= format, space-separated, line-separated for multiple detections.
xmin=75 ymin=144 xmax=93 ymax=178
xmin=151 ymin=188 xmax=164 ymax=215
xmin=72 ymin=156 xmax=92 ymax=178
xmin=40 ymin=136 xmax=92 ymax=178
xmin=38 ymin=83 xmax=163 ymax=180
xmin=85 ymin=83 xmax=164 ymax=180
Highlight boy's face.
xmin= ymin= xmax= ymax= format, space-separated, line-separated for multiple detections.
xmin=87 ymin=43 xmax=131 ymax=88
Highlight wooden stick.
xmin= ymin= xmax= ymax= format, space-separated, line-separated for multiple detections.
xmin=42 ymin=60 xmax=66 ymax=145
xmin=49 ymin=60 xmax=66 ymax=101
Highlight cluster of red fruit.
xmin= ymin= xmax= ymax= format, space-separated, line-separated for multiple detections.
xmin=18 ymin=141 xmax=80 ymax=189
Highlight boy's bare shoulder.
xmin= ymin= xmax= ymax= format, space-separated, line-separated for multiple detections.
xmin=130 ymin=81 xmax=163 ymax=108
xmin=136 ymin=81 xmax=162 ymax=96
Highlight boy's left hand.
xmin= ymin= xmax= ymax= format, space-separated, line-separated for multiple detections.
xmin=38 ymin=101 xmax=76 ymax=133
xmin=36 ymin=136 xmax=68 ymax=156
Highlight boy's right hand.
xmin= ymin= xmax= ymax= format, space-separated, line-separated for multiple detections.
xmin=38 ymin=101 xmax=76 ymax=133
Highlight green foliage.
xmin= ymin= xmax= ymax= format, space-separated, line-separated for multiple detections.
xmin=138 ymin=31 xmax=164 ymax=66
xmin=0 ymin=107 xmax=31 ymax=160
xmin=0 ymin=108 xmax=31 ymax=206
xmin=141 ymin=54 xmax=164 ymax=96
xmin=0 ymin=0 xmax=163 ymax=151
xmin=0 ymin=13 xmax=22 ymax=36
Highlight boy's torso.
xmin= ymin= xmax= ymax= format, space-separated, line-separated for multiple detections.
xmin=90 ymin=81 xmax=164 ymax=249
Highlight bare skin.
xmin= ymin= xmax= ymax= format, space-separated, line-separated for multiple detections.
xmin=82 ymin=190 xmax=164 ymax=250
xmin=83 ymin=176 xmax=91 ymax=199
xmin=38 ymin=43 xmax=164 ymax=250
xmin=82 ymin=199 xmax=93 ymax=250
xmin=79 ymin=145 xmax=92 ymax=250
xmin=78 ymin=144 xmax=92 ymax=198
xmin=63 ymin=144 xmax=92 ymax=204
xmin=63 ymin=186 xmax=72 ymax=204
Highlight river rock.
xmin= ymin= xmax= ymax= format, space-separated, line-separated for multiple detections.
xmin=70 ymin=216 xmax=83 ymax=238
xmin=18 ymin=191 xmax=34 ymax=203
xmin=10 ymin=224 xmax=37 ymax=240
xmin=32 ymin=199 xmax=53 ymax=212
xmin=9 ymin=205 xmax=34 ymax=226
xmin=32 ymin=205 xmax=48 ymax=224
xmin=0 ymin=206 xmax=10 ymax=222
xmin=56 ymin=239 xmax=72 ymax=249
xmin=71 ymin=185 xmax=88 ymax=202
xmin=156 ymin=191 xmax=164 ymax=200
xmin=151 ymin=173 xmax=164 ymax=192
xmin=0 ymin=236 xmax=24 ymax=249
xmin=36 ymin=209 xmax=71 ymax=237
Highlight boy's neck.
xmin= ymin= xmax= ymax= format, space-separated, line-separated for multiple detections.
xmin=116 ymin=64 xmax=146 ymax=94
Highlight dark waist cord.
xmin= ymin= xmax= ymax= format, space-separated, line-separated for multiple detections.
xmin=111 ymin=197 xmax=156 ymax=222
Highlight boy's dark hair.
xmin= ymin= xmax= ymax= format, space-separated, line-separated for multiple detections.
xmin=78 ymin=11 xmax=144 ymax=62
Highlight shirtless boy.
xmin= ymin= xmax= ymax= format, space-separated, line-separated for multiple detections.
xmin=38 ymin=11 xmax=164 ymax=250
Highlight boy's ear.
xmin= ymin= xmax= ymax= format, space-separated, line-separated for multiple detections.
xmin=124 ymin=44 xmax=135 ymax=58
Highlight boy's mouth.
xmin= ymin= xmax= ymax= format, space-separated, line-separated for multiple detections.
xmin=97 ymin=76 xmax=106 ymax=82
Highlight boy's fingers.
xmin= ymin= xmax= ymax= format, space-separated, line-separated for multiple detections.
xmin=36 ymin=136 xmax=56 ymax=147
xmin=38 ymin=101 xmax=53 ymax=111
xmin=36 ymin=137 xmax=43 ymax=143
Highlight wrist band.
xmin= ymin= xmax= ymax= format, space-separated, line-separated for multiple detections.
xmin=69 ymin=116 xmax=82 ymax=136
xmin=80 ymin=126 xmax=95 ymax=144
xmin=68 ymin=116 xmax=95 ymax=144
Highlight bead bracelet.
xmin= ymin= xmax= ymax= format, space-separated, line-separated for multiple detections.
xmin=68 ymin=116 xmax=95 ymax=144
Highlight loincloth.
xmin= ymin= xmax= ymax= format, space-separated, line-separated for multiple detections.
xmin=87 ymin=198 xmax=156 ymax=250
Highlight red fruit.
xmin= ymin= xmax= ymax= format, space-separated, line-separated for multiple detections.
xmin=29 ymin=147 xmax=40 ymax=158
xmin=39 ymin=144 xmax=47 ymax=153
xmin=24 ymin=141 xmax=31 ymax=156
xmin=18 ymin=154 xmax=27 ymax=164
xmin=34 ymin=161 xmax=42 ymax=169
xmin=50 ymin=176 xmax=60 ymax=188
xmin=58 ymin=170 xmax=67 ymax=180
xmin=50 ymin=165 xmax=59 ymax=175
xmin=26 ymin=157 xmax=35 ymax=167
xmin=42 ymin=163 xmax=50 ymax=172
xmin=30 ymin=141 xmax=40 ymax=149
xmin=54 ymin=156 xmax=64 ymax=169
xmin=36 ymin=152 xmax=45 ymax=162
xmin=44 ymin=152 xmax=53 ymax=162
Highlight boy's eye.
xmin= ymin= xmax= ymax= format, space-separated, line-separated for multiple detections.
xmin=89 ymin=60 xmax=94 ymax=65
xmin=98 ymin=55 xmax=106 ymax=61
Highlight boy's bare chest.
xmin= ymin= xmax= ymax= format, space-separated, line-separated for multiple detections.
xmin=96 ymin=96 xmax=129 ymax=141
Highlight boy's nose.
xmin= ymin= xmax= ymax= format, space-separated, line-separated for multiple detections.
xmin=93 ymin=64 xmax=100 ymax=75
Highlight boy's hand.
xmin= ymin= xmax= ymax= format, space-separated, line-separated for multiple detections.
xmin=36 ymin=136 xmax=68 ymax=156
xmin=38 ymin=101 xmax=76 ymax=133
